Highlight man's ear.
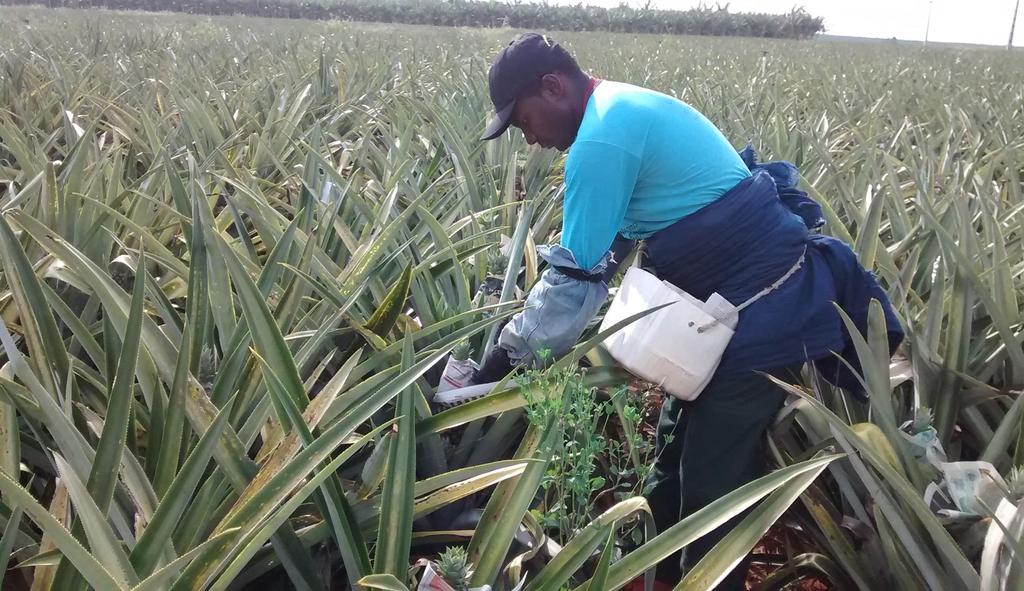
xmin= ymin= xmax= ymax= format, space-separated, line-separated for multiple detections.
xmin=539 ymin=73 xmax=566 ymax=101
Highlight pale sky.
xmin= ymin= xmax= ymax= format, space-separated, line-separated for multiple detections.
xmin=548 ymin=0 xmax=1021 ymax=47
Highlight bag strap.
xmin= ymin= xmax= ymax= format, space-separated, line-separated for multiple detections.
xmin=696 ymin=246 xmax=807 ymax=333
xmin=734 ymin=246 xmax=807 ymax=313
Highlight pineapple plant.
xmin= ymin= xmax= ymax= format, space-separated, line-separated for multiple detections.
xmin=434 ymin=546 xmax=472 ymax=591
xmin=451 ymin=340 xmax=474 ymax=363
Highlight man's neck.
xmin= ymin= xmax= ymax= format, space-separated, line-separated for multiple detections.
xmin=579 ymin=75 xmax=599 ymax=114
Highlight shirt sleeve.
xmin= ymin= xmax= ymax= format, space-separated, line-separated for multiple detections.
xmin=560 ymin=140 xmax=642 ymax=269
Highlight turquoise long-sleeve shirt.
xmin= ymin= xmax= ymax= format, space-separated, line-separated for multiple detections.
xmin=561 ymin=81 xmax=751 ymax=269
xmin=497 ymin=80 xmax=751 ymax=366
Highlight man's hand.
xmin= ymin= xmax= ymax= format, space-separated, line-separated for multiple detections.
xmin=470 ymin=346 xmax=515 ymax=385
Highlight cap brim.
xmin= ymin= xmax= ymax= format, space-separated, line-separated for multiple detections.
xmin=480 ymin=101 xmax=515 ymax=141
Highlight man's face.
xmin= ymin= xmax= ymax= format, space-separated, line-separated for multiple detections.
xmin=509 ymin=73 xmax=580 ymax=152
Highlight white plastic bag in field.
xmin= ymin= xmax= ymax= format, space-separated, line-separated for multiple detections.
xmin=910 ymin=424 xmax=1009 ymax=520
xmin=414 ymin=561 xmax=497 ymax=591
xmin=436 ymin=355 xmax=479 ymax=394
xmin=980 ymin=497 xmax=1024 ymax=591
xmin=433 ymin=355 xmax=499 ymax=409
xmin=937 ymin=461 xmax=1008 ymax=518
xmin=433 ymin=382 xmax=498 ymax=408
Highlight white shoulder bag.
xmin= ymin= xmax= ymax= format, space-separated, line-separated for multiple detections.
xmin=598 ymin=248 xmax=805 ymax=401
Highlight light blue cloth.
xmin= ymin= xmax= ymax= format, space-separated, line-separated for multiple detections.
xmin=561 ymin=80 xmax=751 ymax=269
xmin=497 ymin=245 xmax=611 ymax=366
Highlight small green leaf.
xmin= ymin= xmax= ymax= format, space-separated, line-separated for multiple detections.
xmin=373 ymin=336 xmax=417 ymax=580
xmin=584 ymin=529 xmax=617 ymax=591
xmin=357 ymin=573 xmax=410 ymax=591
xmin=0 ymin=505 xmax=24 ymax=588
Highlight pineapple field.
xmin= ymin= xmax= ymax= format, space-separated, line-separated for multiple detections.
xmin=1 ymin=6 xmax=1023 ymax=590
xmin=1 ymin=0 xmax=827 ymax=39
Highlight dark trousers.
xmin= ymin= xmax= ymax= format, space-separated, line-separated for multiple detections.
xmin=645 ymin=363 xmax=801 ymax=590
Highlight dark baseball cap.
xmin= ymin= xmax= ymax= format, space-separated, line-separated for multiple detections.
xmin=481 ymin=33 xmax=576 ymax=141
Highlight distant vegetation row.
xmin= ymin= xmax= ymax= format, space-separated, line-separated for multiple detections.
xmin=10 ymin=0 xmax=826 ymax=39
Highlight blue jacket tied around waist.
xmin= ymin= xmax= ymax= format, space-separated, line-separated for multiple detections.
xmin=496 ymin=147 xmax=904 ymax=397
xmin=645 ymin=147 xmax=903 ymax=392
